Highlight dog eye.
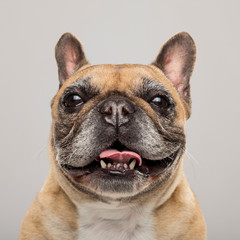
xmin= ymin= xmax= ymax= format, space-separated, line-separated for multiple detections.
xmin=151 ymin=96 xmax=169 ymax=109
xmin=64 ymin=94 xmax=83 ymax=108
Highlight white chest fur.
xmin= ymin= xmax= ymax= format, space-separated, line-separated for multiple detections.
xmin=77 ymin=202 xmax=155 ymax=240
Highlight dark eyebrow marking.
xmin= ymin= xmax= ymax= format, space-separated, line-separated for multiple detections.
xmin=63 ymin=77 xmax=99 ymax=101
xmin=135 ymin=77 xmax=173 ymax=101
xmin=69 ymin=77 xmax=92 ymax=93
xmin=142 ymin=77 xmax=170 ymax=93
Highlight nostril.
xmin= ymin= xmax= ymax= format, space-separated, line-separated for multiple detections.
xmin=122 ymin=106 xmax=130 ymax=116
xmin=119 ymin=103 xmax=135 ymax=117
xmin=104 ymin=106 xmax=113 ymax=115
xmin=100 ymin=101 xmax=116 ymax=116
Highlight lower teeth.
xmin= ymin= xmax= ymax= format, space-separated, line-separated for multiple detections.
xmin=100 ymin=159 xmax=137 ymax=170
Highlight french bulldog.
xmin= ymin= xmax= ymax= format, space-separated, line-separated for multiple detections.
xmin=19 ymin=32 xmax=207 ymax=240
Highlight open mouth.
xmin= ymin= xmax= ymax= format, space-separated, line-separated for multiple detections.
xmin=61 ymin=141 xmax=180 ymax=178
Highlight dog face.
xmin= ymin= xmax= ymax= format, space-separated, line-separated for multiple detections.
xmin=51 ymin=32 xmax=196 ymax=201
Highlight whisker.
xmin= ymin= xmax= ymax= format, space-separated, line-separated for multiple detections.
xmin=33 ymin=145 xmax=48 ymax=161
xmin=185 ymin=148 xmax=199 ymax=166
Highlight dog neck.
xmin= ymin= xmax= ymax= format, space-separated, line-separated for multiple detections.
xmin=76 ymin=201 xmax=155 ymax=240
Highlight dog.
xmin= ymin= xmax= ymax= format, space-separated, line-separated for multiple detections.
xmin=19 ymin=32 xmax=207 ymax=240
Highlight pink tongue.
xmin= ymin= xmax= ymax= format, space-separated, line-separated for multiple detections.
xmin=99 ymin=149 xmax=142 ymax=166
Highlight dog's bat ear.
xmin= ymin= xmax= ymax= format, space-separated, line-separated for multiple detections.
xmin=55 ymin=33 xmax=89 ymax=86
xmin=152 ymin=32 xmax=196 ymax=105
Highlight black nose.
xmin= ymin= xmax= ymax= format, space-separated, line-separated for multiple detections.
xmin=100 ymin=98 xmax=135 ymax=127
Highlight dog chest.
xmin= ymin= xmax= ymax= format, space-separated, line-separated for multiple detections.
xmin=77 ymin=203 xmax=155 ymax=240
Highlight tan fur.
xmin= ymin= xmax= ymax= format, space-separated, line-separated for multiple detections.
xmin=19 ymin=33 xmax=206 ymax=240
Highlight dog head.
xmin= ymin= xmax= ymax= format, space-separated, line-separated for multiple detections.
xmin=50 ymin=32 xmax=196 ymax=202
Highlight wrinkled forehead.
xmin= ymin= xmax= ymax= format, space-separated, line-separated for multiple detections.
xmin=58 ymin=64 xmax=178 ymax=97
xmin=52 ymin=64 xmax=187 ymax=123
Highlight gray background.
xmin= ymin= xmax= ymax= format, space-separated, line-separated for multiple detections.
xmin=0 ymin=0 xmax=239 ymax=239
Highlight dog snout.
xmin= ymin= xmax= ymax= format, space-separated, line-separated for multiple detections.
xmin=100 ymin=99 xmax=135 ymax=127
